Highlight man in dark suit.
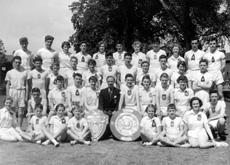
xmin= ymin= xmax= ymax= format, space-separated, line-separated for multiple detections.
xmin=98 ymin=76 xmax=120 ymax=118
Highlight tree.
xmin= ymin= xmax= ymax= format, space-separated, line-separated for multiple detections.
xmin=68 ymin=0 xmax=230 ymax=54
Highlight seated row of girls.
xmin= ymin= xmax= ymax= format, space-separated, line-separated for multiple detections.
xmin=140 ymin=98 xmax=228 ymax=148
xmin=0 ymin=96 xmax=91 ymax=146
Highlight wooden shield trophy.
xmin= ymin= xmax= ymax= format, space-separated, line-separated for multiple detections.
xmin=85 ymin=109 xmax=109 ymax=141
xmin=110 ymin=108 xmax=142 ymax=141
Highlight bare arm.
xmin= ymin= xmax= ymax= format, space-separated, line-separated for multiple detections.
xmin=6 ymin=81 xmax=10 ymax=96
xmin=118 ymin=94 xmax=124 ymax=111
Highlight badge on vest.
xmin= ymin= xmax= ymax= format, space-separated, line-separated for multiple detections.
xmin=76 ymin=122 xmax=80 ymax=129
xmin=62 ymin=118 xmax=66 ymax=124
xmin=152 ymin=120 xmax=156 ymax=127
xmin=53 ymin=78 xmax=57 ymax=84
xmin=95 ymin=54 xmax=98 ymax=59
xmin=36 ymin=118 xmax=39 ymax=124
xmin=191 ymin=54 xmax=195 ymax=60
xmin=211 ymin=106 xmax=216 ymax=113
xmin=127 ymin=90 xmax=132 ymax=96
xmin=75 ymin=89 xmax=79 ymax=96
xmin=81 ymin=57 xmax=85 ymax=62
xmin=37 ymin=74 xmax=41 ymax=79
xmin=61 ymin=92 xmax=66 ymax=97
xmin=154 ymin=55 xmax=157 ymax=59
xmin=185 ymin=90 xmax=189 ymax=96
xmin=211 ymin=56 xmax=215 ymax=63
xmin=201 ymin=76 xmax=205 ymax=82
xmin=108 ymin=66 xmax=112 ymax=72
xmin=170 ymin=121 xmax=174 ymax=127
xmin=162 ymin=94 xmax=166 ymax=100
xmin=197 ymin=114 xmax=202 ymax=121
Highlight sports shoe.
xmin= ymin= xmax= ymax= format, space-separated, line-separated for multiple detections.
xmin=36 ymin=140 xmax=41 ymax=145
xmin=216 ymin=142 xmax=229 ymax=147
xmin=42 ymin=140 xmax=50 ymax=146
xmin=83 ymin=141 xmax=91 ymax=146
xmin=54 ymin=142 xmax=60 ymax=147
xmin=180 ymin=143 xmax=191 ymax=148
xmin=70 ymin=140 xmax=77 ymax=146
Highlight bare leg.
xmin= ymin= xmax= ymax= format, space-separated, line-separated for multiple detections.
xmin=160 ymin=136 xmax=181 ymax=147
xmin=0 ymin=135 xmax=18 ymax=142
xmin=18 ymin=107 xmax=24 ymax=128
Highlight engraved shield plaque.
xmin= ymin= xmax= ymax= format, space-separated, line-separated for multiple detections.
xmin=110 ymin=108 xmax=142 ymax=141
xmin=85 ymin=109 xmax=109 ymax=141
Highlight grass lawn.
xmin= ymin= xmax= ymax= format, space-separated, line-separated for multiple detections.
xmin=0 ymin=96 xmax=230 ymax=165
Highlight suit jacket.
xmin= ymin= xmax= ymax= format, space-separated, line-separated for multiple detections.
xmin=98 ymin=87 xmax=120 ymax=112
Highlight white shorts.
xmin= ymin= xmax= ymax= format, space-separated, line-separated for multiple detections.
xmin=9 ymin=88 xmax=26 ymax=108
xmin=209 ymin=120 xmax=218 ymax=129
xmin=166 ymin=134 xmax=178 ymax=140
xmin=124 ymin=105 xmax=137 ymax=111
xmin=59 ymin=68 xmax=69 ymax=77
xmin=188 ymin=129 xmax=207 ymax=140
xmin=195 ymin=90 xmax=209 ymax=105
xmin=0 ymin=127 xmax=20 ymax=139
xmin=211 ymin=71 xmax=224 ymax=85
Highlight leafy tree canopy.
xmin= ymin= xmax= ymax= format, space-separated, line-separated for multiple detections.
xmin=68 ymin=0 xmax=230 ymax=55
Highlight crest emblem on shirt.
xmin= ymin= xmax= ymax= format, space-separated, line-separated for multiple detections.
xmin=185 ymin=90 xmax=189 ymax=96
xmin=95 ymin=54 xmax=98 ymax=59
xmin=61 ymin=91 xmax=66 ymax=97
xmin=53 ymin=78 xmax=57 ymax=85
xmin=62 ymin=118 xmax=66 ymax=124
xmin=201 ymin=76 xmax=205 ymax=82
xmin=81 ymin=57 xmax=85 ymax=62
xmin=76 ymin=122 xmax=80 ymax=129
xmin=152 ymin=120 xmax=156 ymax=127
xmin=36 ymin=118 xmax=39 ymax=124
xmin=127 ymin=90 xmax=132 ymax=96
xmin=37 ymin=74 xmax=41 ymax=79
xmin=75 ymin=89 xmax=79 ymax=96
xmin=197 ymin=114 xmax=202 ymax=121
xmin=191 ymin=54 xmax=195 ymax=60
xmin=211 ymin=56 xmax=215 ymax=63
xmin=211 ymin=106 xmax=216 ymax=113
xmin=154 ymin=55 xmax=157 ymax=59
xmin=108 ymin=66 xmax=112 ymax=72
xmin=162 ymin=94 xmax=166 ymax=100
xmin=170 ymin=121 xmax=174 ymax=127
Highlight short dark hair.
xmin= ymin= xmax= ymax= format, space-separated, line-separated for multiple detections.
xmin=160 ymin=73 xmax=169 ymax=79
xmin=145 ymin=104 xmax=157 ymax=113
xmin=3 ymin=96 xmax=13 ymax=104
xmin=190 ymin=97 xmax=203 ymax=108
xmin=177 ymin=61 xmax=188 ymax=72
xmin=32 ymin=87 xmax=40 ymax=93
xmin=209 ymin=90 xmax=219 ymax=96
xmin=89 ymin=76 xmax=97 ymax=82
xmin=19 ymin=37 xmax=28 ymax=44
xmin=152 ymin=37 xmax=160 ymax=44
xmin=125 ymin=73 xmax=133 ymax=80
xmin=209 ymin=36 xmax=218 ymax=43
xmin=55 ymin=103 xmax=65 ymax=111
xmin=35 ymin=103 xmax=43 ymax=110
xmin=73 ymin=73 xmax=82 ymax=78
xmin=142 ymin=75 xmax=151 ymax=83
xmin=88 ymin=59 xmax=96 ymax=66
xmin=61 ymin=41 xmax=71 ymax=49
xmin=45 ymin=35 xmax=54 ymax=41
xmin=159 ymin=55 xmax=167 ymax=61
xmin=106 ymin=76 xmax=115 ymax=81
xmin=50 ymin=62 xmax=60 ymax=70
xmin=124 ymin=52 xmax=132 ymax=58
xmin=70 ymin=56 xmax=78 ymax=62
xmin=199 ymin=59 xmax=208 ymax=65
xmin=105 ymin=52 xmax=113 ymax=58
xmin=177 ymin=75 xmax=188 ymax=84
xmin=56 ymin=75 xmax=64 ymax=82
xmin=167 ymin=103 xmax=176 ymax=111
xmin=12 ymin=56 xmax=22 ymax=62
xmin=141 ymin=61 xmax=149 ymax=67
xmin=190 ymin=37 xmax=199 ymax=43
xmin=33 ymin=56 xmax=43 ymax=63
xmin=97 ymin=41 xmax=107 ymax=49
